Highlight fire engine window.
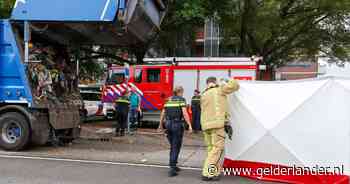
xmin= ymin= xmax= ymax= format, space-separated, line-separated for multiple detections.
xmin=107 ymin=73 xmax=125 ymax=85
xmin=147 ymin=69 xmax=161 ymax=83
xmin=135 ymin=69 xmax=142 ymax=83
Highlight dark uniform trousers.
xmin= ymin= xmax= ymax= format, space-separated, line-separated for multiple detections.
xmin=117 ymin=106 xmax=129 ymax=133
xmin=166 ymin=120 xmax=184 ymax=168
xmin=115 ymin=96 xmax=130 ymax=135
xmin=191 ymin=96 xmax=201 ymax=131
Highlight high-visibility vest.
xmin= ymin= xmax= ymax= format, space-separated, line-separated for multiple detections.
xmin=164 ymin=96 xmax=186 ymax=120
xmin=115 ymin=95 xmax=130 ymax=104
xmin=191 ymin=95 xmax=201 ymax=108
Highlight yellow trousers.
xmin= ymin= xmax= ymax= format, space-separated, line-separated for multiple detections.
xmin=202 ymin=127 xmax=225 ymax=177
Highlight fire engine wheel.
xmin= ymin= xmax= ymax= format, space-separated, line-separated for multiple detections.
xmin=0 ymin=112 xmax=31 ymax=151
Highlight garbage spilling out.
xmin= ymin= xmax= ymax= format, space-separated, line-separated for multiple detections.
xmin=27 ymin=44 xmax=81 ymax=107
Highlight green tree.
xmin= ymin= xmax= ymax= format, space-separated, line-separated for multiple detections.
xmin=0 ymin=0 xmax=15 ymax=18
xmin=153 ymin=0 xmax=206 ymax=56
xmin=157 ymin=0 xmax=350 ymax=67
xmin=204 ymin=0 xmax=350 ymax=66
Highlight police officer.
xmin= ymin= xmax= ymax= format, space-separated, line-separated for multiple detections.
xmin=158 ymin=86 xmax=192 ymax=177
xmin=115 ymin=91 xmax=130 ymax=136
xmin=191 ymin=90 xmax=201 ymax=133
xmin=201 ymin=77 xmax=239 ymax=181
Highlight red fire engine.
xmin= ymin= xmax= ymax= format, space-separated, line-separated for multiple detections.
xmin=102 ymin=57 xmax=261 ymax=121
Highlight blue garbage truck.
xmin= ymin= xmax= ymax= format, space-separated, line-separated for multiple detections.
xmin=0 ymin=0 xmax=166 ymax=150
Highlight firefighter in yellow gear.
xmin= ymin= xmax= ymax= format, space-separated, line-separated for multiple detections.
xmin=200 ymin=77 xmax=239 ymax=181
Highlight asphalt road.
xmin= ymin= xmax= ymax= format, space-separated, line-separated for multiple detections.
xmin=0 ymin=156 xmax=277 ymax=184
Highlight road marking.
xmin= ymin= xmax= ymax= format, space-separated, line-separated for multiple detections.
xmin=0 ymin=154 xmax=201 ymax=171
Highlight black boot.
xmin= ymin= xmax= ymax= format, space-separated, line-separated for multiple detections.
xmin=168 ymin=168 xmax=178 ymax=177
xmin=115 ymin=129 xmax=120 ymax=137
xmin=201 ymin=175 xmax=221 ymax=181
xmin=201 ymin=176 xmax=213 ymax=181
xmin=120 ymin=129 xmax=125 ymax=136
xmin=212 ymin=175 xmax=221 ymax=181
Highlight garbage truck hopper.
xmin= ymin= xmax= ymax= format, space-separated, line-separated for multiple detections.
xmin=11 ymin=0 xmax=166 ymax=45
xmin=0 ymin=0 xmax=166 ymax=151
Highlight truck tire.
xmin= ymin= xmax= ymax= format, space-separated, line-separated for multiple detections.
xmin=0 ymin=112 xmax=31 ymax=151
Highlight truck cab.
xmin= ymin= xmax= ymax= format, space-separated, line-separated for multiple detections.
xmin=102 ymin=57 xmax=260 ymax=122
xmin=132 ymin=65 xmax=173 ymax=110
xmin=104 ymin=65 xmax=173 ymax=110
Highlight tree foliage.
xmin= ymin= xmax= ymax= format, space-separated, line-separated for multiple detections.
xmin=0 ymin=0 xmax=15 ymax=18
xmin=214 ymin=0 xmax=350 ymax=66
xmin=79 ymin=61 xmax=105 ymax=81
xmin=153 ymin=0 xmax=206 ymax=56
xmin=158 ymin=0 xmax=350 ymax=66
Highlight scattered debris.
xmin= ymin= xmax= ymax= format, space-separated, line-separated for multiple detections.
xmin=28 ymin=44 xmax=81 ymax=107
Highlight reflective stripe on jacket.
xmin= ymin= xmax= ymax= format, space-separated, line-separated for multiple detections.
xmin=164 ymin=100 xmax=186 ymax=108
xmin=164 ymin=96 xmax=186 ymax=120
xmin=191 ymin=95 xmax=201 ymax=107
xmin=116 ymin=96 xmax=130 ymax=104
xmin=200 ymin=79 xmax=239 ymax=131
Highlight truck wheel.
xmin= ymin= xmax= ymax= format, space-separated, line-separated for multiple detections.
xmin=0 ymin=112 xmax=31 ymax=151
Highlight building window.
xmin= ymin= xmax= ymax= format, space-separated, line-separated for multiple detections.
xmin=147 ymin=69 xmax=161 ymax=83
